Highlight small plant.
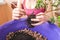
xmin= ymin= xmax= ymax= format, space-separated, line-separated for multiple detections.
xmin=52 ymin=0 xmax=60 ymax=7
xmin=35 ymin=0 xmax=46 ymax=9
xmin=50 ymin=17 xmax=55 ymax=23
xmin=57 ymin=16 xmax=60 ymax=27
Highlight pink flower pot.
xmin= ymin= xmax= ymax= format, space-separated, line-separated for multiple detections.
xmin=25 ymin=8 xmax=45 ymax=15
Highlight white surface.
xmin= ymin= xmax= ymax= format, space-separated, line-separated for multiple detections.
xmin=0 ymin=0 xmax=5 ymax=5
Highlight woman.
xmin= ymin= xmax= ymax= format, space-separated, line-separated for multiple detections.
xmin=0 ymin=0 xmax=60 ymax=40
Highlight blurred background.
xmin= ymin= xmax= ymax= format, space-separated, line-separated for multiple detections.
xmin=0 ymin=0 xmax=60 ymax=27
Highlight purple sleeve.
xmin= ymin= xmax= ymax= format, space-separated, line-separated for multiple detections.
xmin=0 ymin=18 xmax=27 ymax=40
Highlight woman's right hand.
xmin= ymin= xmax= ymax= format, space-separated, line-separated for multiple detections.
xmin=12 ymin=8 xmax=27 ymax=20
xmin=31 ymin=12 xmax=48 ymax=26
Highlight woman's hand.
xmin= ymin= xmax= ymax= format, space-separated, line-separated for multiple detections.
xmin=31 ymin=12 xmax=48 ymax=26
xmin=12 ymin=8 xmax=27 ymax=20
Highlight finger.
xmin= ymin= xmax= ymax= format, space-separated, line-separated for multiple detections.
xmin=36 ymin=12 xmax=44 ymax=16
xmin=31 ymin=19 xmax=40 ymax=21
xmin=14 ymin=8 xmax=26 ymax=15
xmin=20 ymin=15 xmax=28 ymax=18
xmin=12 ymin=12 xmax=20 ymax=16
xmin=13 ymin=8 xmax=25 ymax=13
xmin=13 ymin=8 xmax=20 ymax=11
xmin=12 ymin=16 xmax=20 ymax=20
xmin=12 ymin=8 xmax=20 ymax=15
xmin=15 ymin=8 xmax=25 ymax=13
xmin=19 ymin=10 xmax=26 ymax=15
xmin=13 ymin=10 xmax=25 ymax=16
xmin=20 ymin=9 xmax=25 ymax=12
xmin=13 ymin=8 xmax=24 ymax=11
xmin=12 ymin=8 xmax=26 ymax=16
xmin=31 ymin=21 xmax=45 ymax=26
xmin=36 ymin=15 xmax=44 ymax=19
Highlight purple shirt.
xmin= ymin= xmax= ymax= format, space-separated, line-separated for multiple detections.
xmin=0 ymin=18 xmax=60 ymax=40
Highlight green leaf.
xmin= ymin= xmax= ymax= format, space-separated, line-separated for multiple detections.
xmin=50 ymin=17 xmax=55 ymax=23
xmin=57 ymin=16 xmax=60 ymax=22
xmin=35 ymin=0 xmax=46 ymax=9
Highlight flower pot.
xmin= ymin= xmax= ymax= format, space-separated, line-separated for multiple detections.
xmin=25 ymin=8 xmax=45 ymax=16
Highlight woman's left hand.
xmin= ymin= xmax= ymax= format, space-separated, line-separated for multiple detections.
xmin=31 ymin=12 xmax=48 ymax=26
